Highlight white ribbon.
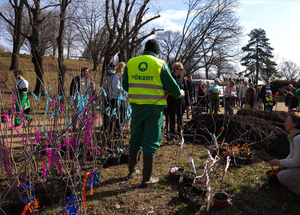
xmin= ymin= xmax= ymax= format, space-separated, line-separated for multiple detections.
xmin=188 ymin=157 xmax=196 ymax=174
xmin=180 ymin=130 xmax=184 ymax=149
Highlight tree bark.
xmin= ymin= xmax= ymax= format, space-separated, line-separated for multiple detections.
xmin=30 ymin=40 xmax=45 ymax=94
xmin=57 ymin=0 xmax=70 ymax=101
xmin=9 ymin=0 xmax=24 ymax=71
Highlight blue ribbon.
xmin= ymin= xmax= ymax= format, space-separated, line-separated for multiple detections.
xmin=45 ymin=100 xmax=49 ymax=116
xmin=87 ymin=172 xmax=99 ymax=192
xmin=23 ymin=184 xmax=36 ymax=204
xmin=59 ymin=193 xmax=80 ymax=215
xmin=57 ymin=95 xmax=63 ymax=101
xmin=31 ymin=92 xmax=41 ymax=101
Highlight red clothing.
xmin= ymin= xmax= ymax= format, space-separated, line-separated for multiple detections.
xmin=250 ymin=88 xmax=254 ymax=101
xmin=198 ymin=86 xmax=205 ymax=96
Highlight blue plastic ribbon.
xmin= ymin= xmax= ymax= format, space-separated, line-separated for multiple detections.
xmin=59 ymin=193 xmax=80 ymax=215
xmin=31 ymin=92 xmax=41 ymax=101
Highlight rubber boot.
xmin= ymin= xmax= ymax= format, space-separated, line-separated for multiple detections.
xmin=127 ymin=149 xmax=140 ymax=179
xmin=139 ymin=154 xmax=159 ymax=188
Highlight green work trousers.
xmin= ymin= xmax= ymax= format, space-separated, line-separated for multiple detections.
xmin=129 ymin=105 xmax=164 ymax=155
xmin=15 ymin=93 xmax=30 ymax=126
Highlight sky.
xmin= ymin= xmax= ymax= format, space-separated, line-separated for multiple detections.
xmin=155 ymin=0 xmax=300 ymax=67
xmin=1 ymin=0 xmax=300 ymax=68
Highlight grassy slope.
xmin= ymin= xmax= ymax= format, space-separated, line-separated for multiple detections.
xmin=0 ymin=52 xmax=102 ymax=109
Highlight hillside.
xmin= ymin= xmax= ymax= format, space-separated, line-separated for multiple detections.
xmin=0 ymin=52 xmax=103 ymax=94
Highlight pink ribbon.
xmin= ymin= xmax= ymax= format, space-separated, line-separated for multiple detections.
xmin=18 ymin=173 xmax=28 ymax=191
xmin=89 ymin=147 xmax=99 ymax=157
xmin=35 ymin=127 xmax=41 ymax=144
xmin=41 ymin=155 xmax=47 ymax=178
xmin=1 ymin=144 xmax=12 ymax=177
xmin=60 ymin=105 xmax=64 ymax=116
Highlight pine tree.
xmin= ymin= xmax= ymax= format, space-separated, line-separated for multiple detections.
xmin=240 ymin=28 xmax=278 ymax=82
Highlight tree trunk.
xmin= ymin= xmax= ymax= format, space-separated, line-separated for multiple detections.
xmin=10 ymin=43 xmax=21 ymax=70
xmin=9 ymin=0 xmax=24 ymax=71
xmin=31 ymin=47 xmax=45 ymax=94
xmin=256 ymin=42 xmax=259 ymax=83
xmin=118 ymin=49 xmax=125 ymax=62
xmin=58 ymin=60 xmax=66 ymax=97
xmin=57 ymin=0 xmax=69 ymax=102
xmin=67 ymin=44 xmax=70 ymax=59
xmin=52 ymin=46 xmax=56 ymax=59
xmin=101 ymin=58 xmax=108 ymax=85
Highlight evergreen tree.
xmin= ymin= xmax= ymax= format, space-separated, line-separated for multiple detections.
xmin=240 ymin=28 xmax=278 ymax=82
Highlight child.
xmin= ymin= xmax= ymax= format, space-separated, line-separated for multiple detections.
xmin=227 ymin=92 xmax=236 ymax=114
xmin=264 ymin=90 xmax=276 ymax=111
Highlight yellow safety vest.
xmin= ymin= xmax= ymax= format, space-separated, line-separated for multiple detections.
xmin=265 ymin=97 xmax=273 ymax=106
xmin=127 ymin=55 xmax=166 ymax=105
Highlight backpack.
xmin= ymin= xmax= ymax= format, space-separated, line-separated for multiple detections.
xmin=102 ymin=75 xmax=114 ymax=101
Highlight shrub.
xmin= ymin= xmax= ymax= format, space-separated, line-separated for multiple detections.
xmin=271 ymin=80 xmax=296 ymax=94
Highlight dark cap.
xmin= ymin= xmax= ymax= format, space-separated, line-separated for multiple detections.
xmin=14 ymin=70 xmax=23 ymax=76
xmin=144 ymin=39 xmax=160 ymax=54
xmin=109 ymin=62 xmax=116 ymax=68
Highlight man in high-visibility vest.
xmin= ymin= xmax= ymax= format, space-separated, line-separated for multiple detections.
xmin=122 ymin=39 xmax=183 ymax=188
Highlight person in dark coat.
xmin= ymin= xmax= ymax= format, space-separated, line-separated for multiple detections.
xmin=283 ymin=90 xmax=299 ymax=112
xmin=70 ymin=67 xmax=96 ymax=131
xmin=186 ymin=74 xmax=196 ymax=118
xmin=167 ymin=62 xmax=190 ymax=137
xmin=261 ymin=81 xmax=275 ymax=104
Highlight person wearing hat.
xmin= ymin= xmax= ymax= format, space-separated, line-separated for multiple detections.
xmin=13 ymin=70 xmax=31 ymax=127
xmin=106 ymin=61 xmax=116 ymax=80
xmin=122 ymin=39 xmax=183 ymax=188
xmin=209 ymin=78 xmax=221 ymax=114
xmin=261 ymin=81 xmax=274 ymax=107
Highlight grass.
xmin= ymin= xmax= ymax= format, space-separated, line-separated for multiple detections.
xmin=34 ymin=141 xmax=300 ymax=215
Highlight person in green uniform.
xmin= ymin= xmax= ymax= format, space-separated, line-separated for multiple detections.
xmin=122 ymin=39 xmax=183 ymax=188
xmin=13 ymin=70 xmax=31 ymax=127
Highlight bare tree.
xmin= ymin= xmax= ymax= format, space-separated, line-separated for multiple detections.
xmin=156 ymin=31 xmax=182 ymax=64
xmin=278 ymin=60 xmax=300 ymax=81
xmin=0 ymin=0 xmax=27 ymax=70
xmin=57 ymin=0 xmax=72 ymax=98
xmin=157 ymin=0 xmax=242 ymax=78
xmin=64 ymin=20 xmax=77 ymax=59
xmin=0 ymin=44 xmax=10 ymax=52
xmin=102 ymin=0 xmax=162 ymax=82
xmin=73 ymin=0 xmax=108 ymax=71
xmin=21 ymin=0 xmax=60 ymax=94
